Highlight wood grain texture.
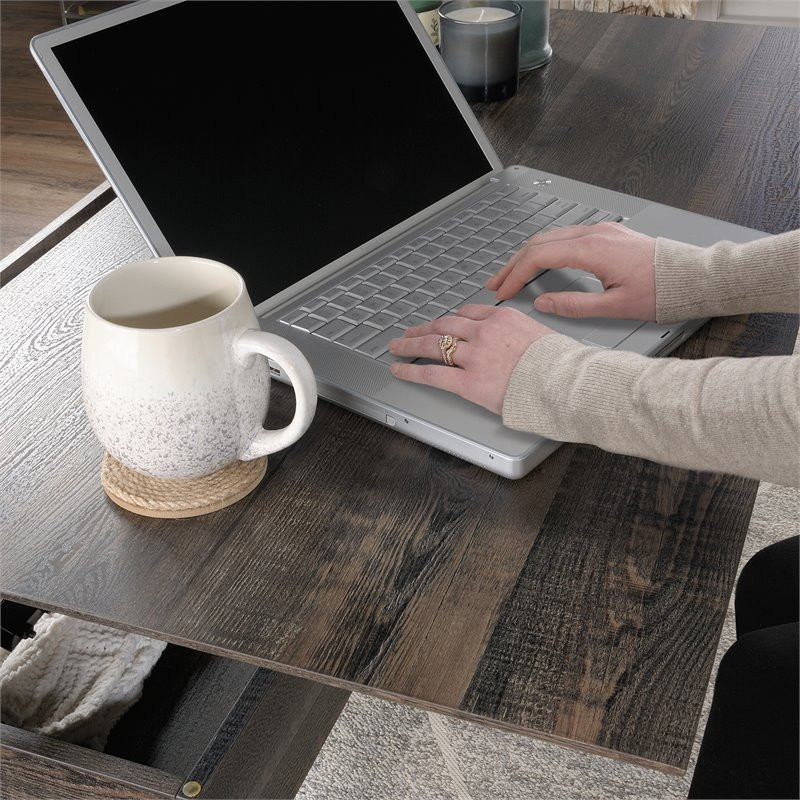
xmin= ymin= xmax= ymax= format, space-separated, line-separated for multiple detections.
xmin=1 ymin=10 xmax=798 ymax=775
xmin=0 ymin=1 xmax=107 ymax=259
xmin=0 ymin=725 xmax=180 ymax=800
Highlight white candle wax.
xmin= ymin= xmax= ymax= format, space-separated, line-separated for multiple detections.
xmin=446 ymin=6 xmax=515 ymax=22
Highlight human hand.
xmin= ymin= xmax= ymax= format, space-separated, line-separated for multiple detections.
xmin=387 ymin=304 xmax=556 ymax=416
xmin=486 ymin=222 xmax=657 ymax=321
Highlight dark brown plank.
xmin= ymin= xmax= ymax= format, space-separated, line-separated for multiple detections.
xmin=476 ymin=13 xmax=799 ymax=230
xmin=0 ymin=724 xmax=180 ymax=800
xmin=1 ymin=10 xmax=798 ymax=776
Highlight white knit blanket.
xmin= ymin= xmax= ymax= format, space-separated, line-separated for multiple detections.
xmin=0 ymin=613 xmax=166 ymax=750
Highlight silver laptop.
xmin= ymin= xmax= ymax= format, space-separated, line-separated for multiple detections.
xmin=31 ymin=0 xmax=766 ymax=478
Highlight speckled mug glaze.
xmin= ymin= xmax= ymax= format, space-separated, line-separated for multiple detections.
xmin=82 ymin=257 xmax=317 ymax=479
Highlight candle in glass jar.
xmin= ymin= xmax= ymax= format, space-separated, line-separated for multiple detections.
xmin=446 ymin=6 xmax=515 ymax=22
xmin=438 ymin=1 xmax=522 ymax=103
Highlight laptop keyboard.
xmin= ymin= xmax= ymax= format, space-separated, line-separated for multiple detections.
xmin=279 ymin=184 xmax=622 ymax=364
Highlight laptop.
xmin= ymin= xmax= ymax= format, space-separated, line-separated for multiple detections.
xmin=30 ymin=0 xmax=767 ymax=479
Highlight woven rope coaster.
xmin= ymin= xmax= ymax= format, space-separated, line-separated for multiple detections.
xmin=101 ymin=452 xmax=268 ymax=519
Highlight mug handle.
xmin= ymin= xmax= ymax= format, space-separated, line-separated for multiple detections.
xmin=233 ymin=330 xmax=317 ymax=458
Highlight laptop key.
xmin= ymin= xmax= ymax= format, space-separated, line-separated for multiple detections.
xmin=427 ymin=254 xmax=459 ymax=270
xmin=348 ymin=284 xmax=378 ymax=300
xmin=336 ymin=324 xmax=379 ymax=350
xmin=496 ymin=231 xmax=527 ymax=247
xmin=438 ymin=269 xmax=465 ymax=285
xmin=415 ymin=303 xmax=446 ymax=321
xmin=384 ymin=299 xmax=417 ymax=318
xmin=446 ymin=245 xmax=474 ymax=262
xmin=355 ymin=326 xmax=407 ymax=358
xmin=309 ymin=303 xmax=341 ymax=322
xmin=537 ymin=198 xmax=578 ymax=221
xmin=418 ymin=279 xmax=450 ymax=298
xmin=364 ymin=273 xmax=393 ymax=290
xmin=376 ymin=285 xmax=407 ymax=303
xmin=461 ymin=216 xmax=489 ymax=231
xmin=393 ymin=274 xmax=426 ymax=291
xmin=355 ymin=266 xmax=379 ymax=280
xmin=490 ymin=217 xmax=519 ymax=233
xmin=430 ymin=292 xmax=463 ymax=310
xmin=383 ymin=263 xmax=411 ymax=279
xmin=461 ymin=236 xmax=486 ymax=252
xmin=472 ymin=227 xmax=502 ymax=243
xmin=412 ymin=265 xmax=440 ymax=281
xmin=279 ymin=309 xmax=306 ymax=325
xmin=417 ymin=243 xmax=446 ymax=258
xmin=449 ymin=282 xmax=479 ymax=299
xmin=291 ymin=315 xmax=325 ymax=333
xmin=513 ymin=221 xmax=545 ymax=238
xmin=481 ymin=207 xmax=504 ymax=221
xmin=329 ymin=293 xmax=360 ymax=312
xmin=555 ymin=205 xmax=597 ymax=227
xmin=398 ymin=312 xmax=434 ymax=329
xmin=449 ymin=259 xmax=483 ymax=277
xmin=462 ymin=269 xmax=494 ymax=287
xmin=505 ymin=188 xmax=536 ymax=204
xmin=468 ymin=249 xmax=496 ymax=266
xmin=397 ymin=252 xmax=428 ymax=269
xmin=431 ymin=233 xmax=461 ymax=249
xmin=358 ymin=296 xmax=390 ymax=313
xmin=482 ymin=240 xmax=510 ymax=257
xmin=401 ymin=290 xmax=432 ymax=308
xmin=341 ymin=306 xmax=373 ymax=325
xmin=448 ymin=225 xmax=474 ymax=241
xmin=337 ymin=276 xmax=361 ymax=291
xmin=312 ymin=319 xmax=355 ymax=342
xmin=364 ymin=312 xmax=399 ymax=330
xmin=299 ymin=297 xmax=325 ymax=313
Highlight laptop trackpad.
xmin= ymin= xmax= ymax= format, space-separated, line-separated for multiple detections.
xmin=500 ymin=272 xmax=643 ymax=348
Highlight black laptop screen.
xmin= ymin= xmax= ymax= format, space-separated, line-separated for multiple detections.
xmin=51 ymin=1 xmax=494 ymax=303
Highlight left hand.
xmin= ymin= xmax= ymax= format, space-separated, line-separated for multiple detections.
xmin=388 ymin=304 xmax=557 ymax=416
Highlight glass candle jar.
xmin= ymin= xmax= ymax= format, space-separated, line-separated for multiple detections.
xmin=518 ymin=0 xmax=552 ymax=71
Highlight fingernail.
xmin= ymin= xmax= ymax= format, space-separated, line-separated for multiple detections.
xmin=534 ymin=297 xmax=553 ymax=313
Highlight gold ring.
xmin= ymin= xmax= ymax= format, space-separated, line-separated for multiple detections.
xmin=438 ymin=334 xmax=460 ymax=366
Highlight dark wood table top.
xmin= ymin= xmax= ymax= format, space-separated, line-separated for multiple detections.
xmin=2 ymin=10 xmax=798 ymax=775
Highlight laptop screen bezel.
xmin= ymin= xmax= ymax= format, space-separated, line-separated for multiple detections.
xmin=30 ymin=0 xmax=506 ymax=314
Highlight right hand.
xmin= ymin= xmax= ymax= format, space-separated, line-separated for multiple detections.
xmin=486 ymin=222 xmax=658 ymax=322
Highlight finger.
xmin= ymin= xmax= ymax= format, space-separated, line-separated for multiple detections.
xmin=388 ymin=333 xmax=467 ymax=363
xmin=494 ymin=236 xmax=610 ymax=300
xmin=455 ymin=304 xmax=496 ymax=320
xmin=486 ymin=225 xmax=599 ymax=290
xmin=534 ymin=288 xmax=627 ymax=319
xmin=403 ymin=315 xmax=478 ymax=340
xmin=390 ymin=361 xmax=468 ymax=395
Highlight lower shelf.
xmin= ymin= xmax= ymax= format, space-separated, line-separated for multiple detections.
xmin=1 ymin=643 xmax=350 ymax=799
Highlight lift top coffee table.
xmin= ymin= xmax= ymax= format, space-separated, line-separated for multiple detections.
xmin=2 ymin=10 xmax=798 ymax=799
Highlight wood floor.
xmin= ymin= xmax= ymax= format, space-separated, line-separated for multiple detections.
xmin=1 ymin=1 xmax=105 ymax=260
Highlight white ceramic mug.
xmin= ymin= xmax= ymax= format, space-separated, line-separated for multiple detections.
xmin=82 ymin=256 xmax=317 ymax=479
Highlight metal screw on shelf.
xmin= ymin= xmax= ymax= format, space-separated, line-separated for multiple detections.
xmin=181 ymin=781 xmax=202 ymax=798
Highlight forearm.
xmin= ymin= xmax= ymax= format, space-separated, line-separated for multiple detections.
xmin=655 ymin=230 xmax=800 ymax=323
xmin=503 ymin=335 xmax=800 ymax=487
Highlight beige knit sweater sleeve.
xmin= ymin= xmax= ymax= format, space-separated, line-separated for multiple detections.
xmin=502 ymin=231 xmax=800 ymax=487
